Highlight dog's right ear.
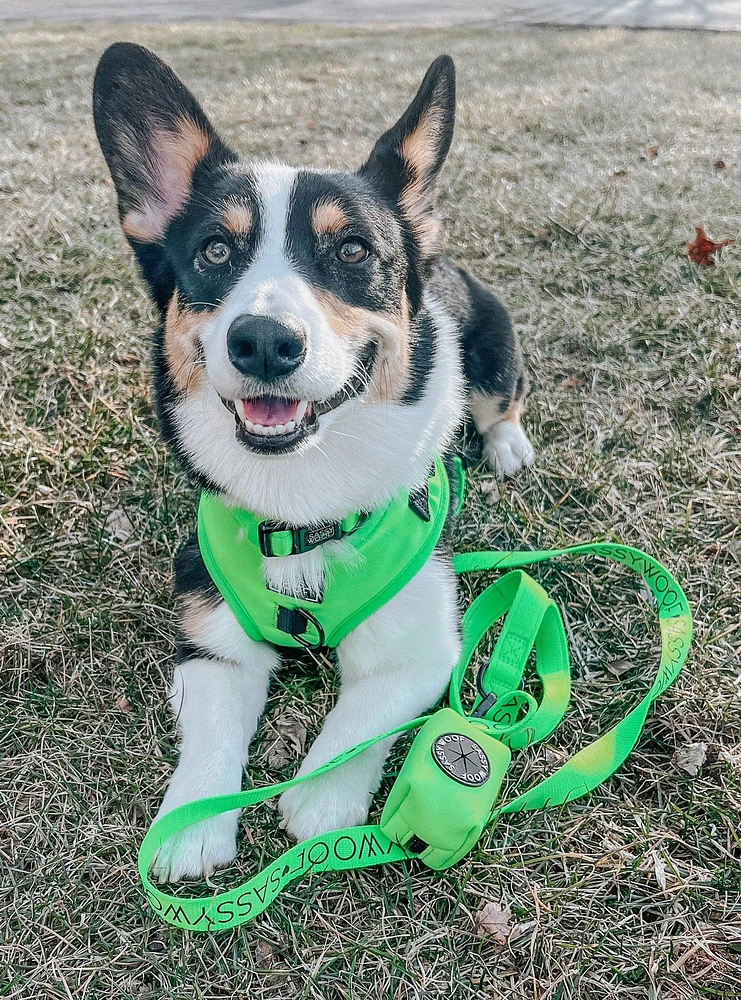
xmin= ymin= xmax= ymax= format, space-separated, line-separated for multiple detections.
xmin=93 ymin=43 xmax=235 ymax=247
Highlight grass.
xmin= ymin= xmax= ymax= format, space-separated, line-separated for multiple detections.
xmin=2 ymin=19 xmax=741 ymax=1000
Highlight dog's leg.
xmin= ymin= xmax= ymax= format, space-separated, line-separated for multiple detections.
xmin=470 ymin=390 xmax=534 ymax=478
xmin=453 ymin=265 xmax=535 ymax=476
xmin=151 ymin=541 xmax=279 ymax=882
xmin=278 ymin=555 xmax=460 ymax=841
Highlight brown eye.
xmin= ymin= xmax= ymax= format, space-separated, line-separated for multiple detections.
xmin=202 ymin=239 xmax=231 ymax=266
xmin=337 ymin=240 xmax=369 ymax=264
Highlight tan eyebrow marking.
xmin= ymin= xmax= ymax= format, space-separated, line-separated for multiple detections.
xmin=311 ymin=199 xmax=350 ymax=236
xmin=222 ymin=204 xmax=254 ymax=235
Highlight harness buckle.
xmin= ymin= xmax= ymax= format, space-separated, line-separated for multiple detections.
xmin=259 ymin=515 xmax=367 ymax=557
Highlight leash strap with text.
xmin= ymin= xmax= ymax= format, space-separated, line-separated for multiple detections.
xmin=137 ymin=542 xmax=691 ymax=931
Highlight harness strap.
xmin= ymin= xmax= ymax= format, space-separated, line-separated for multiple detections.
xmin=257 ymin=511 xmax=367 ymax=557
xmin=138 ymin=541 xmax=691 ymax=932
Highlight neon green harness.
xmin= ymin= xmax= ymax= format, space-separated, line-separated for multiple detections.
xmin=138 ymin=462 xmax=693 ymax=932
xmin=197 ymin=456 xmax=452 ymax=650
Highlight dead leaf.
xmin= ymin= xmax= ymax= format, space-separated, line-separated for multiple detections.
xmin=104 ymin=508 xmax=134 ymax=542
xmin=267 ymin=720 xmax=307 ymax=768
xmin=606 ymin=658 xmax=633 ymax=677
xmin=479 ymin=479 xmax=500 ymax=505
xmin=254 ymin=940 xmax=275 ymax=966
xmin=613 ymin=169 xmax=629 ymax=179
xmin=475 ymin=900 xmax=512 ymax=943
xmin=532 ymin=227 xmax=550 ymax=243
xmin=653 ymin=850 xmax=667 ymax=890
xmin=556 ymin=376 xmax=583 ymax=390
xmin=673 ymin=741 xmax=708 ymax=777
xmin=714 ymin=158 xmax=727 ymax=171
xmin=642 ymin=144 xmax=659 ymax=160
xmin=687 ymin=226 xmax=734 ymax=267
xmin=115 ymin=695 xmax=132 ymax=712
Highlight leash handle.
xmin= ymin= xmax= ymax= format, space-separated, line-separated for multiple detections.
xmin=138 ymin=542 xmax=691 ymax=932
xmin=453 ymin=543 xmax=691 ymax=815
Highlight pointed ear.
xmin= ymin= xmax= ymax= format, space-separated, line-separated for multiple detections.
xmin=360 ymin=55 xmax=455 ymax=257
xmin=93 ymin=43 xmax=235 ymax=245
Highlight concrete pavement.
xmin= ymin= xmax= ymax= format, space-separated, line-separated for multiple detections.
xmin=1 ymin=0 xmax=740 ymax=30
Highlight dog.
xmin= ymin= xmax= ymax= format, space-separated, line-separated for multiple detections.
xmin=93 ymin=43 xmax=534 ymax=881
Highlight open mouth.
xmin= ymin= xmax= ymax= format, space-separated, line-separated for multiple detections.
xmin=223 ymin=396 xmax=318 ymax=453
xmin=221 ymin=343 xmax=376 ymax=454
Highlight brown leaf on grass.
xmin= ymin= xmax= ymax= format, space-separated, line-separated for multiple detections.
xmin=479 ymin=478 xmax=501 ymax=505
xmin=557 ymin=376 xmax=583 ymax=390
xmin=642 ymin=144 xmax=659 ymax=160
xmin=267 ymin=720 xmax=308 ymax=768
xmin=606 ymin=658 xmax=633 ymax=677
xmin=254 ymin=940 xmax=275 ymax=966
xmin=714 ymin=158 xmax=727 ymax=171
xmin=687 ymin=226 xmax=734 ymax=267
xmin=114 ymin=695 xmax=131 ymax=712
xmin=673 ymin=742 xmax=708 ymax=777
xmin=104 ymin=508 xmax=134 ymax=542
xmin=475 ymin=901 xmax=512 ymax=943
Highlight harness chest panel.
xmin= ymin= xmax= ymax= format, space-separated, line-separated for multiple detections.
xmin=196 ymin=456 xmax=451 ymax=650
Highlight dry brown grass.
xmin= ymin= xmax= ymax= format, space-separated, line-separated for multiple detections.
xmin=2 ymin=21 xmax=740 ymax=1000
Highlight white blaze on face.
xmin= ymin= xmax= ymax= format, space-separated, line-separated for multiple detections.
xmin=201 ymin=161 xmax=355 ymax=402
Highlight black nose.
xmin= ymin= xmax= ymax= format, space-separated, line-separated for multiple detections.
xmin=226 ymin=315 xmax=306 ymax=382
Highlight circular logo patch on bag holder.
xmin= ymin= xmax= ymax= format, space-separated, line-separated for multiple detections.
xmin=431 ymin=733 xmax=490 ymax=787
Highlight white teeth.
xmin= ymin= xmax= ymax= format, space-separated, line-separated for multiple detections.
xmin=241 ymin=419 xmax=296 ymax=438
xmin=234 ymin=399 xmax=305 ymax=439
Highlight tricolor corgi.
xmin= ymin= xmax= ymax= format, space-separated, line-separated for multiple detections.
xmin=93 ymin=43 xmax=534 ymax=881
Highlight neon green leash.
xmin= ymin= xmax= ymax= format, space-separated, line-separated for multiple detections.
xmin=138 ymin=541 xmax=691 ymax=931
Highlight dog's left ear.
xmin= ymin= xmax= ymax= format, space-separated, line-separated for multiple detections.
xmin=360 ymin=55 xmax=455 ymax=258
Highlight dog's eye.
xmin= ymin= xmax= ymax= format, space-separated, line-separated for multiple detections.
xmin=201 ymin=239 xmax=231 ymax=266
xmin=336 ymin=240 xmax=369 ymax=264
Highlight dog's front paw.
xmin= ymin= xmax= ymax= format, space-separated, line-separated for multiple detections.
xmin=151 ymin=812 xmax=239 ymax=883
xmin=485 ymin=421 xmax=535 ymax=478
xmin=278 ymin=770 xmax=372 ymax=842
xmin=150 ymin=778 xmax=240 ymax=883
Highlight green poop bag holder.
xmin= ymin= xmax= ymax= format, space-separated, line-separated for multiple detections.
xmin=138 ymin=542 xmax=692 ymax=931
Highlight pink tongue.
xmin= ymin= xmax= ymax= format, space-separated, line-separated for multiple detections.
xmin=241 ymin=396 xmax=299 ymax=427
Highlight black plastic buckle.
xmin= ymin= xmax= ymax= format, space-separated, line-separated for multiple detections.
xmin=259 ymin=520 xmax=342 ymax=557
xmin=276 ymin=606 xmax=326 ymax=650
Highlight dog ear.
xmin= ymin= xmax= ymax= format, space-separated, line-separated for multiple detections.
xmin=93 ymin=43 xmax=234 ymax=246
xmin=360 ymin=55 xmax=455 ymax=258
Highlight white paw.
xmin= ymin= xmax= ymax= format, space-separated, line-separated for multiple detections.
xmin=150 ymin=779 xmax=240 ymax=883
xmin=151 ymin=812 xmax=238 ymax=883
xmin=278 ymin=770 xmax=372 ymax=842
xmin=486 ymin=421 xmax=535 ymax=478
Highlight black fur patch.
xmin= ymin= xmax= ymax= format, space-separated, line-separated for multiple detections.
xmin=165 ymin=166 xmax=262 ymax=313
xmin=174 ymin=637 xmax=217 ymax=665
xmin=173 ymin=535 xmax=220 ymax=600
xmin=286 ymin=171 xmax=407 ymax=315
xmin=402 ymin=310 xmax=437 ymax=405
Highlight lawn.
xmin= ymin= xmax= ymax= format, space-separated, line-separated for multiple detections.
xmin=2 ymin=20 xmax=740 ymax=1000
